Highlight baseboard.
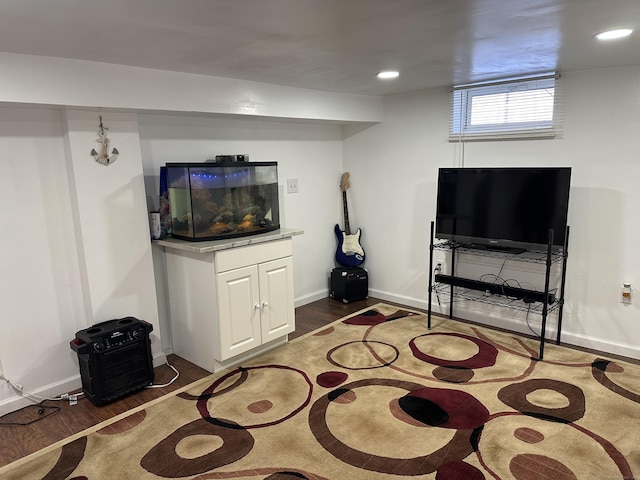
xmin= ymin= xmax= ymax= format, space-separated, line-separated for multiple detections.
xmin=152 ymin=351 xmax=168 ymax=368
xmin=367 ymin=288 xmax=428 ymax=312
xmin=368 ymin=288 xmax=640 ymax=362
xmin=295 ymin=289 xmax=330 ymax=307
xmin=0 ymin=351 xmax=168 ymax=417
xmin=555 ymin=331 xmax=640 ymax=361
xmin=212 ymin=337 xmax=288 ymax=373
xmin=0 ymin=375 xmax=82 ymax=417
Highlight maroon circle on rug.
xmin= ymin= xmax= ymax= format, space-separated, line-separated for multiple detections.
xmin=409 ymin=332 xmax=498 ymax=370
xmin=308 ymin=377 xmax=487 ymax=475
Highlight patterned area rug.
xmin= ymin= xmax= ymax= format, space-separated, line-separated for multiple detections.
xmin=2 ymin=303 xmax=639 ymax=479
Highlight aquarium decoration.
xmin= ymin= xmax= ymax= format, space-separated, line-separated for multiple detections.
xmin=166 ymin=162 xmax=280 ymax=241
xmin=90 ymin=116 xmax=119 ymax=166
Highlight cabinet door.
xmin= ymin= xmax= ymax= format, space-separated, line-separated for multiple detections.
xmin=259 ymin=256 xmax=295 ymax=343
xmin=216 ymin=265 xmax=261 ymax=361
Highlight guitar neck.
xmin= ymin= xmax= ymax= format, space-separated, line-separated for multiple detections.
xmin=342 ymin=190 xmax=351 ymax=235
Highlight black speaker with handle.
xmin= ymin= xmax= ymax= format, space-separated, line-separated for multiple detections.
xmin=70 ymin=317 xmax=154 ymax=406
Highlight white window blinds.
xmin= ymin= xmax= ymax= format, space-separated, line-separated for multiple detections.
xmin=449 ymin=74 xmax=563 ymax=141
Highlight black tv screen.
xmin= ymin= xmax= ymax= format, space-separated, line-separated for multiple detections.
xmin=435 ymin=167 xmax=571 ymax=252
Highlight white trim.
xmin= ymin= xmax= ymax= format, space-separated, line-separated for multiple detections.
xmin=364 ymin=288 xmax=640 ymax=362
xmin=295 ymin=289 xmax=331 ymax=308
xmin=448 ymin=130 xmax=557 ymax=142
xmin=0 ymin=376 xmax=81 ymax=418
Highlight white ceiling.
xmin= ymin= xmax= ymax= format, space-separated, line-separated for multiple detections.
xmin=1 ymin=0 xmax=639 ymax=96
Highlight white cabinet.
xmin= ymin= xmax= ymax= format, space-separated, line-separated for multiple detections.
xmin=164 ymin=238 xmax=295 ymax=372
xmin=216 ymin=256 xmax=294 ymax=361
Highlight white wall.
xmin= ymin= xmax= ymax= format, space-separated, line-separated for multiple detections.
xmin=0 ymin=108 xmax=164 ymax=415
xmin=0 ymin=108 xmax=83 ymax=399
xmin=343 ymin=66 xmax=640 ymax=359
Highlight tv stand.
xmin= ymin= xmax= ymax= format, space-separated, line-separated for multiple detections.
xmin=467 ymin=243 xmax=527 ymax=255
xmin=427 ymin=222 xmax=569 ymax=361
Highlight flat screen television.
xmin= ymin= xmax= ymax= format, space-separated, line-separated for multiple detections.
xmin=435 ymin=167 xmax=571 ymax=252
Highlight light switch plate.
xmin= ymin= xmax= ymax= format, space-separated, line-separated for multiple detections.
xmin=287 ymin=178 xmax=299 ymax=194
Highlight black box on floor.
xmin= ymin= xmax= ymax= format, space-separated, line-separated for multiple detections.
xmin=70 ymin=317 xmax=154 ymax=406
xmin=330 ymin=267 xmax=368 ymax=303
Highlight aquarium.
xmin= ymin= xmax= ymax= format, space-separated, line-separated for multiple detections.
xmin=166 ymin=162 xmax=280 ymax=241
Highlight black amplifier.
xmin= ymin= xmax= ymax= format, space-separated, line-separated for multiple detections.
xmin=70 ymin=317 xmax=154 ymax=406
xmin=330 ymin=267 xmax=369 ymax=303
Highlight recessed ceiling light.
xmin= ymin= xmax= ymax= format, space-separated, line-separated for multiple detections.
xmin=377 ymin=71 xmax=399 ymax=79
xmin=594 ymin=28 xmax=633 ymax=40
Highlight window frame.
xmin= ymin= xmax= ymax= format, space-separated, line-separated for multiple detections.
xmin=450 ymin=74 xmax=560 ymax=141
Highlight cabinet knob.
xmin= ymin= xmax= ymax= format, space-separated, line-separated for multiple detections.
xmin=262 ymin=301 xmax=269 ymax=308
xmin=254 ymin=304 xmax=261 ymax=310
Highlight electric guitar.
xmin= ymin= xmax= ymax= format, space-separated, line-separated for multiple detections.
xmin=334 ymin=172 xmax=365 ymax=267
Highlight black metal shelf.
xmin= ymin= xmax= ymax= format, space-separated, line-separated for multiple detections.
xmin=430 ymin=283 xmax=562 ymax=314
xmin=432 ymin=241 xmax=567 ymax=265
xmin=427 ymin=222 xmax=570 ymax=361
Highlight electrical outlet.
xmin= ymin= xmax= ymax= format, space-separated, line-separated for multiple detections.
xmin=287 ymin=178 xmax=299 ymax=194
xmin=621 ymin=283 xmax=632 ymax=304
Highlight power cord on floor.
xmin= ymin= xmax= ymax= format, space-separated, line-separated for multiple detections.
xmin=146 ymin=361 xmax=180 ymax=389
xmin=0 ymin=372 xmax=83 ymax=404
xmin=0 ymin=373 xmax=81 ymax=426
xmin=0 ymin=359 xmax=178 ymax=427
xmin=0 ymin=400 xmax=61 ymax=426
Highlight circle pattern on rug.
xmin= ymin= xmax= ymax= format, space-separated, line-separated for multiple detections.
xmin=591 ymin=359 xmax=640 ymax=404
xmin=308 ymin=377 xmax=487 ymax=475
xmin=317 ymin=371 xmax=349 ymax=388
xmin=327 ymin=340 xmax=399 ymax=370
xmin=196 ymin=365 xmax=313 ymax=429
xmin=480 ymin=411 xmax=633 ymax=479
xmin=141 ymin=417 xmax=253 ymax=477
xmin=410 ymin=332 xmax=498 ymax=370
xmin=436 ymin=460 xmax=485 ymax=479
xmin=498 ymin=379 xmax=585 ymax=423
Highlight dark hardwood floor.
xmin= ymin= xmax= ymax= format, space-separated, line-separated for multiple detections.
xmin=0 ymin=296 xmax=385 ymax=468
xmin=289 ymin=295 xmax=404 ymax=340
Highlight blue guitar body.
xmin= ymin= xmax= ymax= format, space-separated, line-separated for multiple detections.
xmin=335 ymin=172 xmax=365 ymax=267
xmin=334 ymin=224 xmax=365 ymax=267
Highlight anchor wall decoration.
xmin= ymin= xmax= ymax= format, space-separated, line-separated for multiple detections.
xmin=90 ymin=116 xmax=119 ymax=166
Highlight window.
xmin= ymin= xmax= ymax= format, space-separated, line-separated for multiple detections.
xmin=449 ymin=74 xmax=562 ymax=141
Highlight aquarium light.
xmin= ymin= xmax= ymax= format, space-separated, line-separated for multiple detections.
xmin=191 ymin=172 xmax=245 ymax=177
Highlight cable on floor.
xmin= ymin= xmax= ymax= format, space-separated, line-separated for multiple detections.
xmin=146 ymin=361 xmax=180 ymax=389
xmin=0 ymin=400 xmax=61 ymax=426
xmin=0 ymin=373 xmax=84 ymax=404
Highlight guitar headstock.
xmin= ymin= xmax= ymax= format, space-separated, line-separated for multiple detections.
xmin=340 ymin=172 xmax=351 ymax=191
